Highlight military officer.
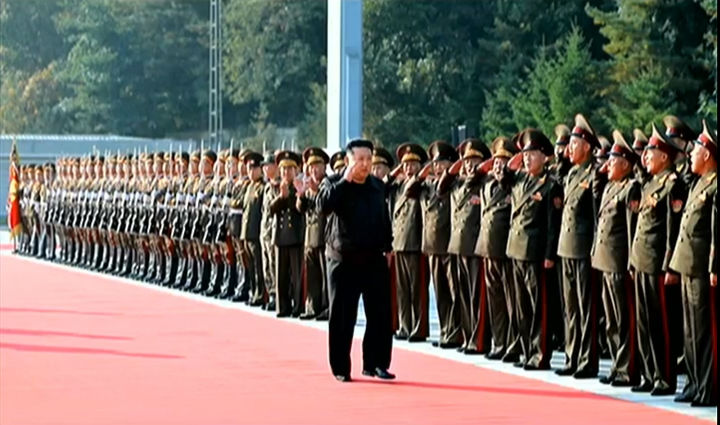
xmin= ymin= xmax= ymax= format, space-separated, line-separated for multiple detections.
xmin=475 ymin=136 xmax=521 ymax=360
xmin=387 ymin=143 xmax=429 ymax=341
xmin=556 ymin=114 xmax=605 ymax=379
xmin=330 ymin=151 xmax=346 ymax=175
xmin=438 ymin=138 xmax=492 ymax=355
xmin=629 ymin=123 xmax=687 ymax=396
xmin=551 ymin=124 xmax=572 ymax=182
xmin=269 ymin=150 xmax=305 ymax=317
xmin=664 ymin=115 xmax=697 ymax=188
xmin=296 ymin=147 xmax=330 ymax=319
xmin=591 ymin=130 xmax=642 ymax=387
xmin=505 ymin=129 xmax=562 ymax=370
xmin=632 ymin=129 xmax=650 ymax=185
xmin=407 ymin=141 xmax=460 ymax=348
xmin=371 ymin=146 xmax=394 ymax=181
xmin=260 ymin=152 xmax=279 ymax=309
xmin=239 ymin=151 xmax=266 ymax=305
xmin=669 ymin=120 xmax=717 ymax=407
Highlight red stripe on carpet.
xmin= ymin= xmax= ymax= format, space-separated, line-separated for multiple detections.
xmin=0 ymin=255 xmax=706 ymax=425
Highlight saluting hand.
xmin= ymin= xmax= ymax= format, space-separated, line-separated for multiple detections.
xmin=543 ymin=259 xmax=555 ymax=269
xmin=508 ymin=153 xmax=523 ymax=171
xmin=418 ymin=162 xmax=433 ymax=180
xmin=476 ymin=158 xmax=494 ymax=175
xmin=448 ymin=159 xmax=463 ymax=175
xmin=390 ymin=164 xmax=404 ymax=179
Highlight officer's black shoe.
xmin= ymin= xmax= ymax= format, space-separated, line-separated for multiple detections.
xmin=299 ymin=313 xmax=316 ymax=320
xmin=513 ymin=361 xmax=526 ymax=368
xmin=439 ymin=342 xmax=461 ymax=349
xmin=250 ymin=299 xmax=265 ymax=307
xmin=501 ymin=353 xmax=520 ymax=363
xmin=524 ymin=363 xmax=551 ymax=371
xmin=394 ymin=332 xmax=409 ymax=341
xmin=485 ymin=350 xmax=505 ymax=360
xmin=363 ymin=368 xmax=395 ymax=380
xmin=690 ymin=400 xmax=715 ymax=407
xmin=265 ymin=300 xmax=276 ymax=311
xmin=555 ymin=367 xmax=576 ymax=376
xmin=291 ymin=311 xmax=302 ymax=319
xmin=334 ymin=374 xmax=351 ymax=383
xmin=276 ymin=311 xmax=291 ymax=318
xmin=407 ymin=336 xmax=426 ymax=343
xmin=315 ymin=311 xmax=329 ymax=321
xmin=631 ymin=381 xmax=654 ymax=393
xmin=598 ymin=374 xmax=615 ymax=385
xmin=674 ymin=393 xmax=694 ymax=403
xmin=650 ymin=386 xmax=676 ymax=396
xmin=610 ymin=378 xmax=635 ymax=387
xmin=573 ymin=369 xmax=598 ymax=379
xmin=463 ymin=348 xmax=482 ymax=355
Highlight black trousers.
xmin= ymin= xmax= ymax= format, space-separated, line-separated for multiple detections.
xmin=601 ymin=271 xmax=638 ymax=383
xmin=304 ymin=246 xmax=327 ymax=316
xmin=635 ymin=272 xmax=678 ymax=391
xmin=484 ymin=258 xmax=515 ymax=356
xmin=512 ymin=259 xmax=552 ymax=368
xmin=560 ymin=257 xmax=600 ymax=374
xmin=244 ymin=240 xmax=265 ymax=303
xmin=394 ymin=251 xmax=429 ymax=339
xmin=680 ymin=274 xmax=714 ymax=404
xmin=275 ymin=245 xmax=303 ymax=315
xmin=328 ymin=253 xmax=392 ymax=376
xmin=429 ymin=254 xmax=459 ymax=345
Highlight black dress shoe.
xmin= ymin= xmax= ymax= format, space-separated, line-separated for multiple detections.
xmin=334 ymin=374 xmax=351 ymax=383
xmin=650 ymin=386 xmax=676 ymax=396
xmin=250 ymin=299 xmax=265 ymax=307
xmin=456 ymin=346 xmax=467 ymax=353
xmin=291 ymin=311 xmax=302 ymax=318
xmin=485 ymin=351 xmax=505 ymax=360
xmin=501 ymin=353 xmax=520 ymax=363
xmin=407 ymin=336 xmax=426 ymax=343
xmin=690 ymin=399 xmax=716 ymax=407
xmin=299 ymin=313 xmax=316 ymax=320
xmin=513 ymin=361 xmax=526 ymax=368
xmin=631 ymin=382 xmax=654 ymax=393
xmin=573 ymin=369 xmax=598 ymax=379
xmin=265 ymin=301 xmax=276 ymax=311
xmin=315 ymin=311 xmax=329 ymax=321
xmin=464 ymin=348 xmax=482 ymax=355
xmin=555 ymin=367 xmax=575 ymax=376
xmin=439 ymin=342 xmax=461 ymax=349
xmin=372 ymin=368 xmax=396 ymax=380
xmin=610 ymin=378 xmax=635 ymax=387
xmin=276 ymin=312 xmax=291 ymax=318
xmin=674 ymin=393 xmax=694 ymax=403
xmin=524 ymin=363 xmax=551 ymax=371
xmin=598 ymin=374 xmax=615 ymax=384
xmin=394 ymin=332 xmax=409 ymax=341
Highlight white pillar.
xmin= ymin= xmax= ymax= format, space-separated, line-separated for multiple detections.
xmin=326 ymin=0 xmax=363 ymax=153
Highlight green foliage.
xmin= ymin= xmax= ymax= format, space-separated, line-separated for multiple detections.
xmin=0 ymin=0 xmax=716 ymax=143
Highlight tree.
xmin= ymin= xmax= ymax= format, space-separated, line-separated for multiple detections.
xmin=223 ymin=0 xmax=327 ymax=128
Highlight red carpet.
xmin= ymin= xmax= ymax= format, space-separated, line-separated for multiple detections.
xmin=0 ymin=254 xmax=707 ymax=425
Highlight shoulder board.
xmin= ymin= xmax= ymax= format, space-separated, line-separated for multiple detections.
xmin=706 ymin=172 xmax=716 ymax=182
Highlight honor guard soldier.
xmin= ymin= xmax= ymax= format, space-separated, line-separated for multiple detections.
xmin=505 ymin=129 xmax=562 ymax=370
xmin=406 ymin=141 xmax=460 ymax=348
xmin=269 ymin=150 xmax=305 ymax=317
xmin=438 ymin=138 xmax=492 ymax=355
xmin=475 ymin=137 xmax=521 ymax=360
xmin=556 ymin=114 xmax=605 ymax=379
xmin=296 ymin=147 xmax=330 ymax=319
xmin=591 ymin=130 xmax=642 ymax=387
xmin=177 ymin=150 xmax=202 ymax=290
xmin=189 ymin=150 xmax=217 ymax=293
xmin=387 ymin=143 xmax=429 ymax=342
xmin=239 ymin=151 xmax=266 ymax=305
xmin=215 ymin=149 xmax=240 ymax=299
xmin=260 ymin=153 xmax=279 ymax=309
xmin=632 ymin=129 xmax=650 ymax=185
xmin=669 ymin=121 xmax=717 ymax=407
xmin=629 ymin=123 xmax=687 ymax=396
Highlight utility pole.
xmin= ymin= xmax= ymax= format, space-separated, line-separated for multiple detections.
xmin=208 ymin=0 xmax=223 ymax=149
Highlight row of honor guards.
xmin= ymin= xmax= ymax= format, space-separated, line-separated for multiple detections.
xmin=14 ymin=114 xmax=716 ymax=406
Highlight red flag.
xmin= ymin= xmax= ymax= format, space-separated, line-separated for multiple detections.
xmin=7 ymin=138 xmax=22 ymax=239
